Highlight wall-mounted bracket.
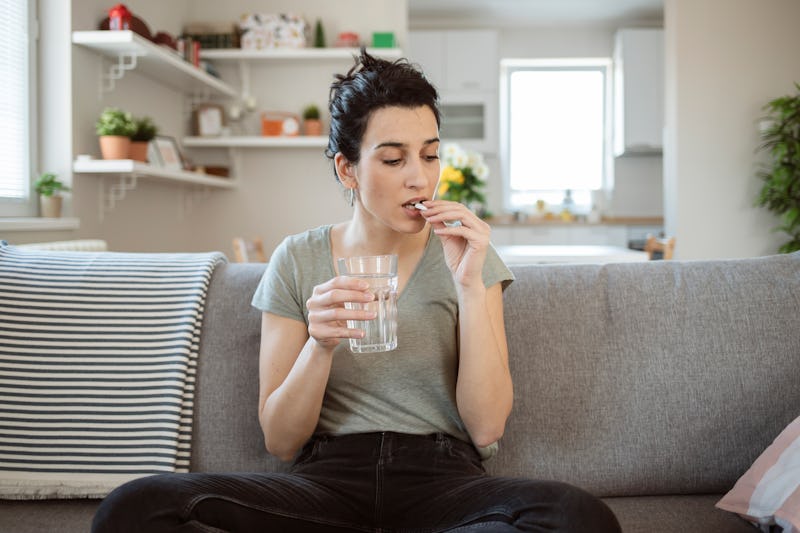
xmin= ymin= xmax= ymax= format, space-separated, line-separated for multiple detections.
xmin=101 ymin=53 xmax=139 ymax=94
xmin=98 ymin=173 xmax=138 ymax=221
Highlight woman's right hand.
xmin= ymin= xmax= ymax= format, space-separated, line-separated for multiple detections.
xmin=305 ymin=276 xmax=376 ymax=349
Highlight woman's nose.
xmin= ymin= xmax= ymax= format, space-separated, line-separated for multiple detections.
xmin=405 ymin=158 xmax=433 ymax=190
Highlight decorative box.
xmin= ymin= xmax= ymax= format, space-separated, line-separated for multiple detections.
xmin=372 ymin=32 xmax=395 ymax=48
xmin=239 ymin=13 xmax=308 ymax=49
xmin=261 ymin=111 xmax=300 ymax=137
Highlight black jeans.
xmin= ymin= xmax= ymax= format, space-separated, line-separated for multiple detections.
xmin=92 ymin=432 xmax=620 ymax=532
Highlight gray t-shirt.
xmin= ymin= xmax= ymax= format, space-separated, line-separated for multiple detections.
xmin=251 ymin=225 xmax=514 ymax=456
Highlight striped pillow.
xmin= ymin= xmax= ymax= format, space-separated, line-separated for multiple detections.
xmin=716 ymin=415 xmax=800 ymax=533
xmin=0 ymin=243 xmax=226 ymax=499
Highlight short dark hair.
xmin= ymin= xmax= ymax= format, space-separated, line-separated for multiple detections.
xmin=325 ymin=48 xmax=440 ymax=181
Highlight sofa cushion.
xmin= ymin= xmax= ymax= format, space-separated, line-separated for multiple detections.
xmin=487 ymin=254 xmax=800 ymax=497
xmin=604 ymin=494 xmax=756 ymax=533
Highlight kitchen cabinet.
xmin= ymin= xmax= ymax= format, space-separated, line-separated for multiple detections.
xmin=408 ymin=30 xmax=497 ymax=92
xmin=613 ymin=28 xmax=664 ymax=156
xmin=408 ymin=30 xmax=498 ymax=153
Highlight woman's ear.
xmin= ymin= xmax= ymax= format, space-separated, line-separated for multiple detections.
xmin=334 ymin=153 xmax=357 ymax=189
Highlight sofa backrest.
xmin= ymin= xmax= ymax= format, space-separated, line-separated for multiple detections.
xmin=193 ymin=254 xmax=800 ymax=498
xmin=491 ymin=253 xmax=800 ymax=497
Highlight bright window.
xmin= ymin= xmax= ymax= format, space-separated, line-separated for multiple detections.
xmin=501 ymin=59 xmax=611 ymax=212
xmin=0 ymin=0 xmax=36 ymax=216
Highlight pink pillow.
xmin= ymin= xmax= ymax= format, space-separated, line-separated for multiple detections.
xmin=716 ymin=415 xmax=800 ymax=532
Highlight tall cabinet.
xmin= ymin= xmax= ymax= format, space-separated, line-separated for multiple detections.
xmin=408 ymin=30 xmax=499 ymax=154
xmin=613 ymin=28 xmax=664 ymax=156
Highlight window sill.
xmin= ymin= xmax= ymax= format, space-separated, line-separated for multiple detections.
xmin=0 ymin=217 xmax=80 ymax=232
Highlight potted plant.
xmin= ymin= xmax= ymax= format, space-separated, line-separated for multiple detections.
xmin=34 ymin=172 xmax=70 ymax=218
xmin=756 ymin=82 xmax=800 ymax=253
xmin=129 ymin=116 xmax=158 ymax=162
xmin=95 ymin=107 xmax=135 ymax=160
xmin=302 ymin=104 xmax=323 ymax=136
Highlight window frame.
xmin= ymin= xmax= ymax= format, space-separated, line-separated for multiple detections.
xmin=0 ymin=0 xmax=38 ymax=217
xmin=500 ymin=57 xmax=613 ymax=213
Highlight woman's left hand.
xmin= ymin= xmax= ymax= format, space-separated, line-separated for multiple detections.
xmin=420 ymin=200 xmax=490 ymax=288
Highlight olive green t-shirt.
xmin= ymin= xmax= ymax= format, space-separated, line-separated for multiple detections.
xmin=251 ymin=225 xmax=514 ymax=458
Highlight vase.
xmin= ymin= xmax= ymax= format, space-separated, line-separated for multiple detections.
xmin=39 ymin=195 xmax=62 ymax=218
xmin=99 ymin=135 xmax=131 ymax=160
xmin=128 ymin=140 xmax=149 ymax=162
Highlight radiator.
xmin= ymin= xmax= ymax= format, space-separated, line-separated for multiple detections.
xmin=16 ymin=239 xmax=109 ymax=252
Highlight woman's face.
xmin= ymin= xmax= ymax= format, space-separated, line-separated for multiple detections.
xmin=348 ymin=105 xmax=440 ymax=233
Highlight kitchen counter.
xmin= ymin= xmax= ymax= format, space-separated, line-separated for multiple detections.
xmin=496 ymin=244 xmax=649 ymax=265
xmin=486 ymin=215 xmax=664 ymax=227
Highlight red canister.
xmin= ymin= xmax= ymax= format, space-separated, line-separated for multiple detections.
xmin=108 ymin=4 xmax=132 ymax=31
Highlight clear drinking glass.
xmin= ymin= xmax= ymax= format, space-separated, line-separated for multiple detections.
xmin=337 ymin=254 xmax=398 ymax=353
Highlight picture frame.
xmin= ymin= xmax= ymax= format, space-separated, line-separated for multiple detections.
xmin=152 ymin=136 xmax=185 ymax=171
xmin=193 ymin=103 xmax=225 ymax=137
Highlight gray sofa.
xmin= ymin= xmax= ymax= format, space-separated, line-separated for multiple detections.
xmin=2 ymin=252 xmax=799 ymax=532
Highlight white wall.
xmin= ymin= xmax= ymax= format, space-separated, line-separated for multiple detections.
xmin=664 ymin=0 xmax=800 ymax=259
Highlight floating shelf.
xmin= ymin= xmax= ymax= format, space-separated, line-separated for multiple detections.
xmin=73 ymin=159 xmax=237 ymax=188
xmin=183 ymin=136 xmax=328 ymax=148
xmin=73 ymin=159 xmax=236 ymax=221
xmin=200 ymin=47 xmax=403 ymax=61
xmin=72 ymin=30 xmax=237 ymax=97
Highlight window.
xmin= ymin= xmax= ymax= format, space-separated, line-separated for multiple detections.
xmin=0 ymin=0 xmax=36 ymax=217
xmin=501 ymin=59 xmax=611 ymax=212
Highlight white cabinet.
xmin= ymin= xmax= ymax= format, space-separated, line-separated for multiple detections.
xmin=408 ymin=30 xmax=498 ymax=93
xmin=408 ymin=30 xmax=498 ymax=153
xmin=613 ymin=28 xmax=664 ymax=156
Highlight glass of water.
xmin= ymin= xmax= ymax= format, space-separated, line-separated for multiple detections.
xmin=337 ymin=254 xmax=398 ymax=353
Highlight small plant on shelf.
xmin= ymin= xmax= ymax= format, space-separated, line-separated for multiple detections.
xmin=130 ymin=116 xmax=158 ymax=162
xmin=95 ymin=107 xmax=136 ymax=160
xmin=95 ymin=107 xmax=135 ymax=137
xmin=302 ymin=104 xmax=320 ymax=121
xmin=33 ymin=173 xmax=70 ymax=218
xmin=34 ymin=172 xmax=70 ymax=197
xmin=302 ymin=104 xmax=323 ymax=136
xmin=756 ymin=82 xmax=800 ymax=253
xmin=131 ymin=116 xmax=158 ymax=142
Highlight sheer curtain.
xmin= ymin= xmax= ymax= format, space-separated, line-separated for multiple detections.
xmin=0 ymin=0 xmax=35 ymax=216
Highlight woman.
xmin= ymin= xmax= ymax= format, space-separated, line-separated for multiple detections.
xmin=92 ymin=50 xmax=620 ymax=532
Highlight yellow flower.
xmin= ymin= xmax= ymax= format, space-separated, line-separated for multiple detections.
xmin=440 ymin=165 xmax=464 ymax=185
xmin=438 ymin=166 xmax=464 ymax=198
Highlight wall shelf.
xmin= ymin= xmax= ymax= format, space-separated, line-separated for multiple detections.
xmin=200 ymin=47 xmax=402 ymax=61
xmin=183 ymin=136 xmax=327 ymax=148
xmin=72 ymin=30 xmax=237 ymax=97
xmin=73 ymin=159 xmax=237 ymax=220
xmin=73 ymin=159 xmax=237 ymax=188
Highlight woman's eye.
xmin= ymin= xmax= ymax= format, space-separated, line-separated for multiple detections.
xmin=383 ymin=159 xmax=402 ymax=166
xmin=425 ymin=154 xmax=439 ymax=162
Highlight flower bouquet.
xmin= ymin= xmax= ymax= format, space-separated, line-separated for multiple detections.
xmin=437 ymin=143 xmax=489 ymax=216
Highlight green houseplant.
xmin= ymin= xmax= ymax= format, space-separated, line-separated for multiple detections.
xmin=33 ymin=173 xmax=70 ymax=218
xmin=302 ymin=104 xmax=323 ymax=136
xmin=95 ymin=107 xmax=135 ymax=160
xmin=129 ymin=116 xmax=158 ymax=162
xmin=756 ymin=83 xmax=800 ymax=253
